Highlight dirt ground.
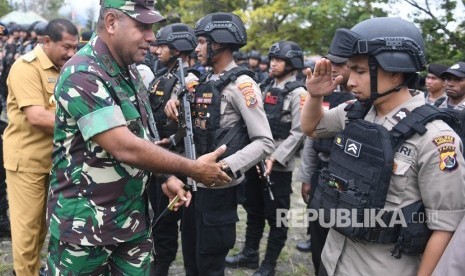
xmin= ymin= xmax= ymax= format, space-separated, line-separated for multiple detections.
xmin=0 ymin=159 xmax=315 ymax=276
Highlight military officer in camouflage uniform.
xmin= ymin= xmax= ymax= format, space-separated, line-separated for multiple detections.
xmin=46 ymin=1 xmax=230 ymax=275
xmin=147 ymin=23 xmax=199 ymax=276
xmin=165 ymin=12 xmax=274 ymax=276
xmin=301 ymin=17 xmax=465 ymax=276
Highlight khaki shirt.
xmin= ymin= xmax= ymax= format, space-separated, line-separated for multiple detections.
xmin=437 ymin=95 xmax=465 ymax=110
xmin=197 ymin=61 xmax=274 ymax=188
xmin=432 ymin=214 xmax=465 ymax=276
xmin=3 ymin=45 xmax=58 ymax=173
xmin=267 ymin=72 xmax=306 ymax=172
xmin=315 ymin=92 xmax=465 ymax=275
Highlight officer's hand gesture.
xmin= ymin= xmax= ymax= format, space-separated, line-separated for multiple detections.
xmin=164 ymin=99 xmax=180 ymax=121
xmin=193 ymin=145 xmax=232 ymax=187
xmin=306 ymin=58 xmax=343 ymax=97
xmin=162 ymin=176 xmax=192 ymax=210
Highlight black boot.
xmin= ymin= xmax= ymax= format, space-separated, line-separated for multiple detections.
xmin=252 ymin=261 xmax=276 ymax=276
xmin=225 ymin=247 xmax=259 ymax=269
xmin=153 ymin=262 xmax=170 ymax=276
xmin=296 ymin=239 xmax=311 ymax=252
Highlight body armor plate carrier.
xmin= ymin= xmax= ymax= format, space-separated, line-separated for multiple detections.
xmin=263 ymin=80 xmax=305 ymax=140
xmin=192 ymin=67 xmax=255 ymax=158
xmin=310 ymin=103 xmax=461 ymax=258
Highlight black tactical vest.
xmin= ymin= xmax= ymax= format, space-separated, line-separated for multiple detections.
xmin=192 ymin=67 xmax=255 ymax=158
xmin=310 ymin=103 xmax=460 ymax=258
xmin=262 ymin=80 xmax=305 ymax=140
xmin=313 ymin=92 xmax=355 ymax=155
xmin=148 ymin=68 xmax=199 ymax=139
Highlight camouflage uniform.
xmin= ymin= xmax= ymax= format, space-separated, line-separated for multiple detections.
xmin=46 ymin=1 xmax=165 ymax=274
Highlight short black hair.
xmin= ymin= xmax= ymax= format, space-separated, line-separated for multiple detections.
xmin=44 ymin=18 xmax=78 ymax=42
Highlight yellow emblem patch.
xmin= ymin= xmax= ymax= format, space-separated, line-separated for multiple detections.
xmin=438 ymin=146 xmax=458 ymax=171
xmin=242 ymin=88 xmax=257 ymax=108
xmin=433 ymin=135 xmax=455 ymax=147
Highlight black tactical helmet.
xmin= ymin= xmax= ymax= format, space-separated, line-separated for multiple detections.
xmin=268 ymin=41 xmax=304 ymax=69
xmin=33 ymin=22 xmax=48 ymax=36
xmin=154 ymin=23 xmax=197 ymax=52
xmin=329 ymin=17 xmax=426 ymax=73
xmin=260 ymin=55 xmax=269 ymax=65
xmin=233 ymin=51 xmax=247 ymax=61
xmin=248 ymin=50 xmax=261 ymax=60
xmin=194 ymin=12 xmax=247 ymax=49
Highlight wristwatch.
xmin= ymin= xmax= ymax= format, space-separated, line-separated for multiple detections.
xmin=220 ymin=160 xmax=235 ymax=178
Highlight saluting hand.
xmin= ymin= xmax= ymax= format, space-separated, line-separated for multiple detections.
xmin=193 ymin=145 xmax=231 ymax=187
xmin=306 ymin=58 xmax=343 ymax=97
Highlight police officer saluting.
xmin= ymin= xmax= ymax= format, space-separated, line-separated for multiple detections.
xmin=147 ymin=23 xmax=199 ymax=275
xmin=225 ymin=41 xmax=306 ymax=276
xmin=165 ymin=12 xmax=274 ymax=275
xmin=301 ymin=17 xmax=465 ymax=275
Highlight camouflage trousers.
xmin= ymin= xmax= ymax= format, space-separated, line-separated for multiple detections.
xmin=46 ymin=233 xmax=154 ymax=275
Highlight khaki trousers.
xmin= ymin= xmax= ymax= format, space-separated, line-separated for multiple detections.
xmin=6 ymin=170 xmax=49 ymax=276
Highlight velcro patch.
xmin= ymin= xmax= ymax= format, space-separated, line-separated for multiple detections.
xmin=392 ymin=108 xmax=411 ymax=122
xmin=344 ymin=138 xmax=361 ymax=158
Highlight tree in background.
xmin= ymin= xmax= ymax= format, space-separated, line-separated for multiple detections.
xmin=394 ymin=0 xmax=465 ymax=65
xmin=0 ymin=0 xmax=11 ymax=17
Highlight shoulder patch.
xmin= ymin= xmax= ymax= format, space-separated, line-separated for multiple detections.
xmin=433 ymin=135 xmax=455 ymax=147
xmin=438 ymin=145 xmax=458 ymax=171
xmin=242 ymin=88 xmax=257 ymax=108
xmin=21 ymin=51 xmax=37 ymax=63
xmin=392 ymin=108 xmax=411 ymax=122
xmin=300 ymin=93 xmax=307 ymax=110
xmin=238 ymin=82 xmax=253 ymax=90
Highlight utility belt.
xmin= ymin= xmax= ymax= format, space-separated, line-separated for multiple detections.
xmin=313 ymin=168 xmax=432 ymax=258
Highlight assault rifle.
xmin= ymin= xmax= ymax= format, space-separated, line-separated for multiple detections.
xmin=164 ymin=58 xmax=197 ymax=212
xmin=258 ymin=160 xmax=275 ymax=201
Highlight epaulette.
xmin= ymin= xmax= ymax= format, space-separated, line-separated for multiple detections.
xmin=21 ymin=51 xmax=37 ymax=63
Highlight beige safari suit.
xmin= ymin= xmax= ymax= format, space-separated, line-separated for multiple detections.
xmin=314 ymin=91 xmax=465 ymax=276
xmin=3 ymin=45 xmax=58 ymax=276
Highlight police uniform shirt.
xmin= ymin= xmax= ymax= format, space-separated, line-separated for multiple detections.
xmin=436 ymin=95 xmax=465 ymax=110
xmin=295 ymin=137 xmax=318 ymax=184
xmin=314 ymin=91 xmax=465 ymax=275
xmin=4 ymin=45 xmax=58 ymax=173
xmin=197 ymin=61 xmax=274 ymax=189
xmin=432 ymin=214 xmax=465 ymax=276
xmin=266 ymin=72 xmax=306 ymax=172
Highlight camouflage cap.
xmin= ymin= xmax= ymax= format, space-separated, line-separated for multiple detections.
xmin=100 ymin=0 xmax=165 ymax=24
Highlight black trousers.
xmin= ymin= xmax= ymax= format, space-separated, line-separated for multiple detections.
xmin=243 ymin=169 xmax=292 ymax=264
xmin=309 ymin=170 xmax=329 ymax=275
xmin=147 ymin=176 xmax=197 ymax=274
xmin=194 ymin=184 xmax=243 ymax=276
xmin=0 ymin=120 xmax=8 ymax=229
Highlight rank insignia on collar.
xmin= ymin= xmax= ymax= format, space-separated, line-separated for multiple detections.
xmin=392 ymin=108 xmax=411 ymax=122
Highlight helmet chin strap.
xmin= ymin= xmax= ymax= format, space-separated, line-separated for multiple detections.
xmin=206 ymin=40 xmax=228 ymax=66
xmin=359 ymin=56 xmax=405 ymax=107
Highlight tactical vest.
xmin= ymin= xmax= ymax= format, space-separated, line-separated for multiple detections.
xmin=313 ymin=92 xmax=355 ymax=156
xmin=262 ymin=80 xmax=305 ymax=140
xmin=192 ymin=67 xmax=255 ymax=158
xmin=310 ymin=103 xmax=460 ymax=258
xmin=149 ymin=68 xmax=199 ymax=139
